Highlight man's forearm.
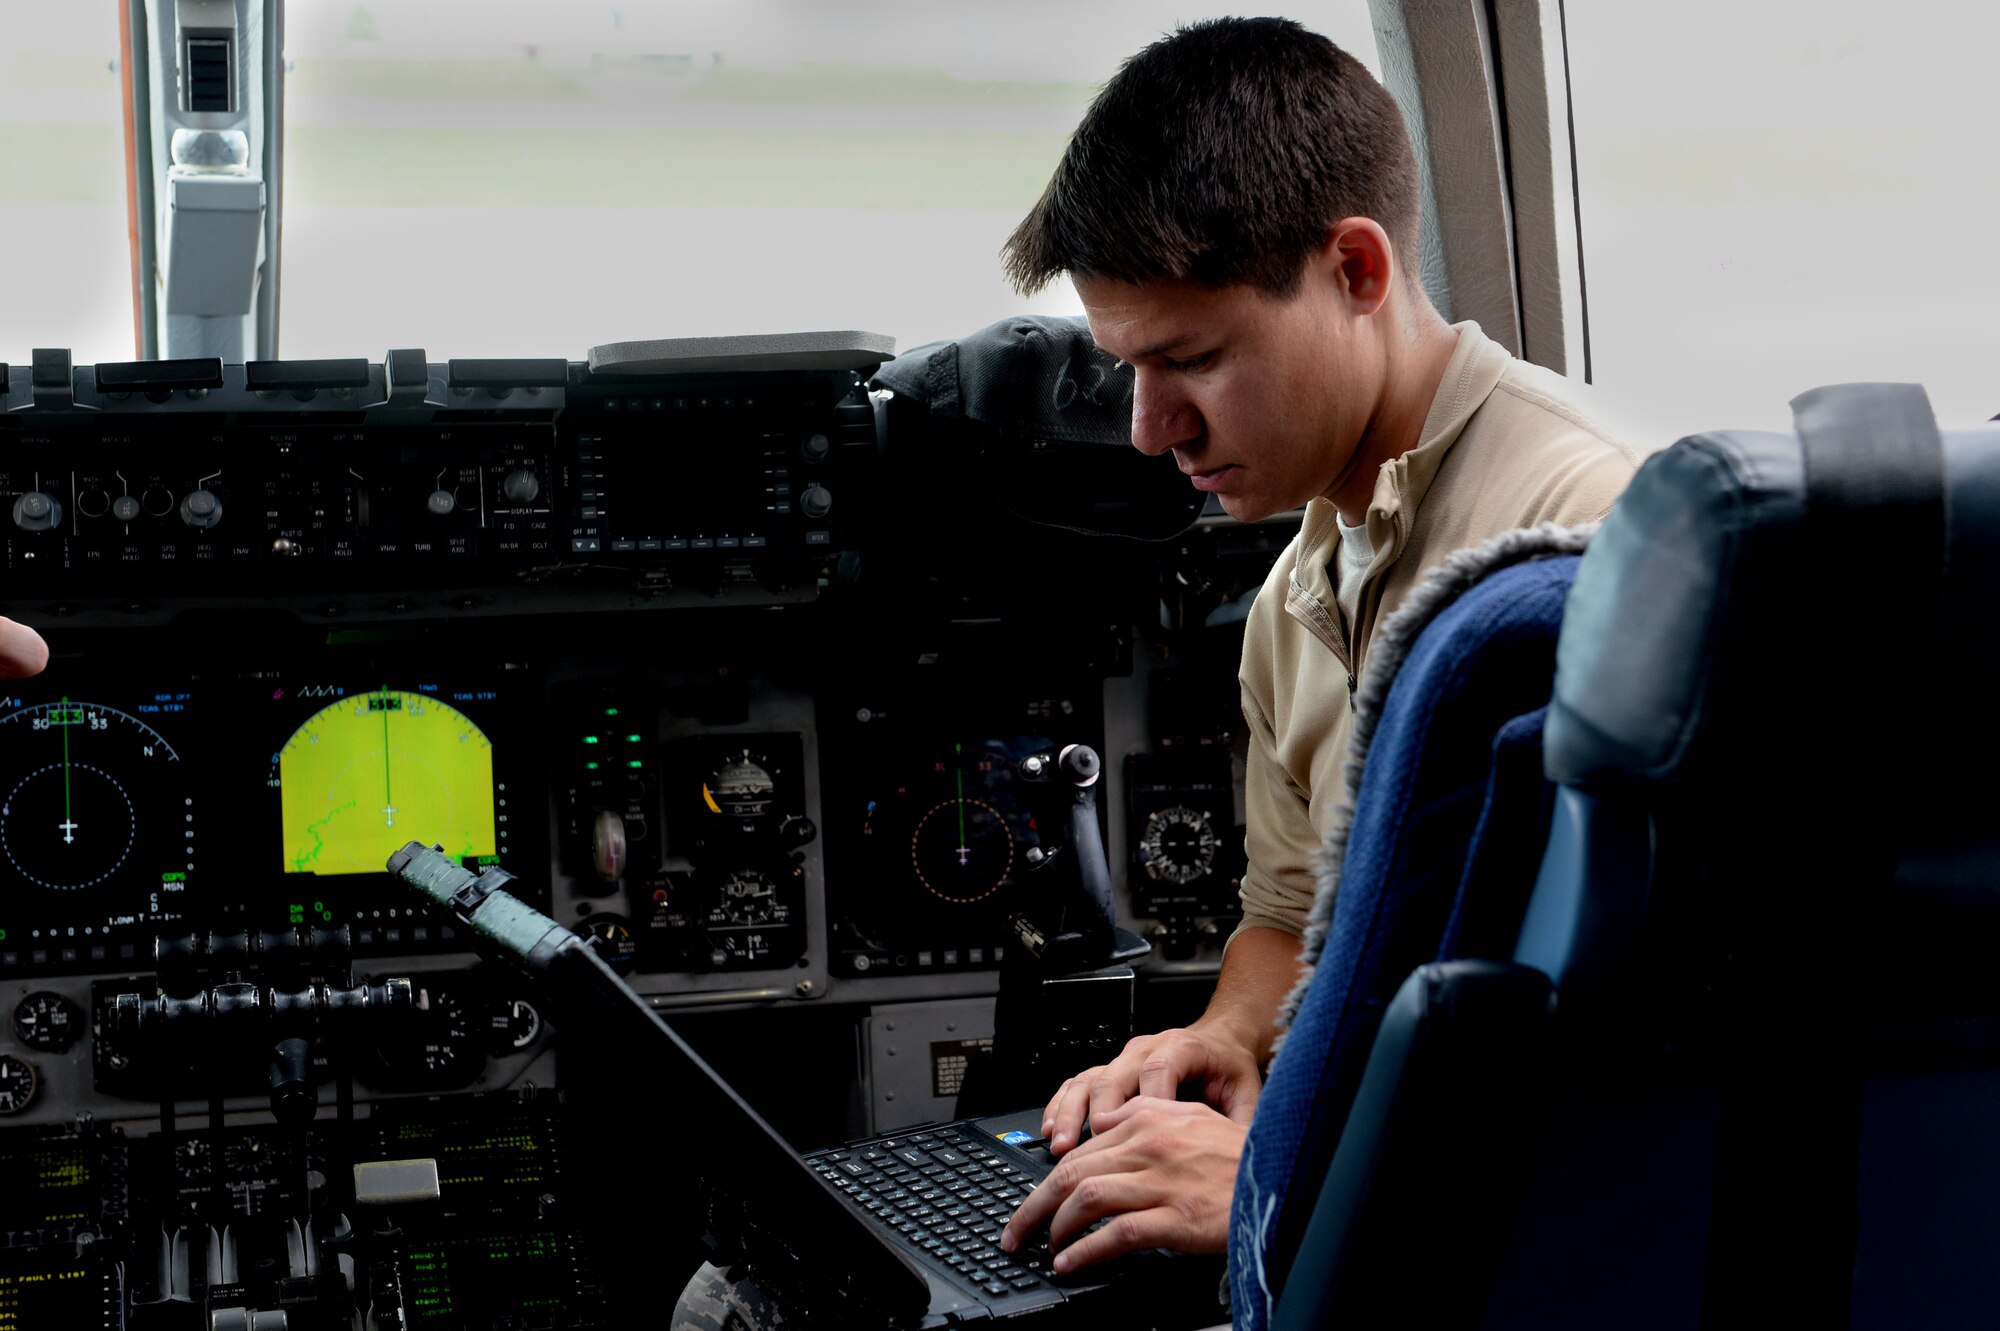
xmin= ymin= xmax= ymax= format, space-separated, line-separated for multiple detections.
xmin=1192 ymin=926 xmax=1306 ymax=1067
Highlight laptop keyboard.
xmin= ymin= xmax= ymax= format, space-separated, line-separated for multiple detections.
xmin=807 ymin=1125 xmax=1062 ymax=1299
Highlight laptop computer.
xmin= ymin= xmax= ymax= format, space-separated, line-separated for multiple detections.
xmin=542 ymin=928 xmax=1227 ymax=1328
xmin=383 ymin=841 xmax=1224 ymax=1327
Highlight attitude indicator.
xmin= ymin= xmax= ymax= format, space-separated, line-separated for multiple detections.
xmin=277 ymin=689 xmax=497 ymax=875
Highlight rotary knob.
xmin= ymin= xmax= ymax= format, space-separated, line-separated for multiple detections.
xmin=799 ymin=432 xmax=832 ymax=463
xmin=426 ymin=489 xmax=457 ymax=516
xmin=502 ymin=469 xmax=541 ymax=505
xmin=179 ymin=489 xmax=223 ymax=529
xmin=11 ymin=491 xmax=61 ymax=531
xmin=798 ymin=485 xmax=833 ymax=520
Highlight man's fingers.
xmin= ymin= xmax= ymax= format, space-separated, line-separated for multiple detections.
xmin=1047 ymin=1069 xmax=1107 ymax=1152
xmin=0 ymin=620 xmax=49 ymax=680
xmin=1214 ymin=1070 xmax=1263 ymax=1123
xmin=1135 ymin=1042 xmax=1200 ymax=1101
xmin=999 ymin=1167 xmax=1069 ymax=1253
xmin=1045 ymin=1169 xmax=1156 ymax=1251
xmin=1000 ymin=1128 xmax=1127 ymax=1254
xmin=1042 ymin=1075 xmax=1080 ymax=1140
xmin=1081 ymin=1077 xmax=1134 ymax=1144
xmin=1051 ymin=1207 xmax=1183 ymax=1274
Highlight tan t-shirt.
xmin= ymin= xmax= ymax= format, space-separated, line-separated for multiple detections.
xmin=1233 ymin=322 xmax=1644 ymax=941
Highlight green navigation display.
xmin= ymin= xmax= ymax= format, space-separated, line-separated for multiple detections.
xmin=279 ymin=690 xmax=496 ymax=875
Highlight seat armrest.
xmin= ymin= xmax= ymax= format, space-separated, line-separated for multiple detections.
xmin=1271 ymin=960 xmax=1557 ymax=1331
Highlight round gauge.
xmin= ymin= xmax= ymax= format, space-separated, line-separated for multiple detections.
xmin=489 ymin=997 xmax=543 ymax=1053
xmin=702 ymin=750 xmax=778 ymax=821
xmin=714 ymin=868 xmax=782 ymax=925
xmin=395 ymin=982 xmax=479 ymax=1083
xmin=911 ymin=797 xmax=1015 ymax=903
xmin=223 ymin=1135 xmax=271 ymax=1177
xmin=1137 ymin=805 xmax=1220 ymax=885
xmin=0 ymin=699 xmax=193 ymax=902
xmin=695 ymin=864 xmax=804 ymax=967
xmin=578 ymin=914 xmax=637 ymax=973
xmin=0 ymin=1055 xmax=38 ymax=1115
xmin=274 ymin=689 xmax=498 ymax=877
xmin=13 ymin=991 xmax=82 ymax=1052
xmin=174 ymin=1136 xmax=213 ymax=1177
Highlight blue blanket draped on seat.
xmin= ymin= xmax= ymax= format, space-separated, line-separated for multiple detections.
xmin=1230 ymin=546 xmax=1581 ymax=1330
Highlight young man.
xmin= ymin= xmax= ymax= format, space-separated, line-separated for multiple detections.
xmin=996 ymin=17 xmax=1641 ymax=1272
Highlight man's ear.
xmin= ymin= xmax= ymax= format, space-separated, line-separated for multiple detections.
xmin=1316 ymin=218 xmax=1396 ymax=315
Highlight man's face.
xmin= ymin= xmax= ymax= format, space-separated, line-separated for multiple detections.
xmin=1076 ymin=271 xmax=1376 ymax=523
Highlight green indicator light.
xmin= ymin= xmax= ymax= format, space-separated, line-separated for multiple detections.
xmin=582 ymin=736 xmax=598 ymax=745
xmin=585 ymin=761 xmax=599 ymax=770
xmin=604 ymin=707 xmax=619 ymax=717
xmin=627 ymin=759 xmax=644 ymax=769
xmin=625 ymin=734 xmax=642 ymax=743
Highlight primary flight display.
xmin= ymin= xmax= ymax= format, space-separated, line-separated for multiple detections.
xmin=277 ymin=689 xmax=497 ymax=876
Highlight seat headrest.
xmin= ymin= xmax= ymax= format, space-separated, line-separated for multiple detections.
xmin=1545 ymin=417 xmax=2000 ymax=788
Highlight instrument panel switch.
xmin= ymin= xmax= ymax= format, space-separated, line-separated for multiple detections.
xmin=591 ymin=808 xmax=628 ymax=882
xmin=11 ymin=491 xmax=62 ymax=532
xmin=179 ymin=489 xmax=223 ymax=529
xmin=502 ymin=469 xmax=541 ymax=505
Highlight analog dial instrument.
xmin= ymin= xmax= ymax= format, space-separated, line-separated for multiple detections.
xmin=1137 ymin=805 xmax=1220 ymax=885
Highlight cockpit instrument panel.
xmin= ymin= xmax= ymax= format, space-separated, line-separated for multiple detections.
xmin=274 ymin=688 xmax=501 ymax=877
xmin=0 ymin=666 xmax=547 ymax=978
xmin=0 ymin=686 xmax=199 ymax=975
xmin=824 ymin=686 xmax=1102 ymax=977
xmin=247 ymin=669 xmax=546 ymax=948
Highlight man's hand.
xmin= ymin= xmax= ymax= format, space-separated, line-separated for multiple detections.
xmin=1041 ymin=1023 xmax=1261 ymax=1154
xmin=1000 ymin=1098 xmax=1245 ymax=1272
xmin=0 ymin=618 xmax=48 ymax=680
xmin=1039 ymin=926 xmax=1305 ymax=1151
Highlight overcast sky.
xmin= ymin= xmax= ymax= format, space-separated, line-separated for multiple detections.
xmin=9 ymin=2 xmax=2000 ymax=435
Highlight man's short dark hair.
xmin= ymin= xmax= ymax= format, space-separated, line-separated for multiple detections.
xmin=1003 ymin=17 xmax=1419 ymax=297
